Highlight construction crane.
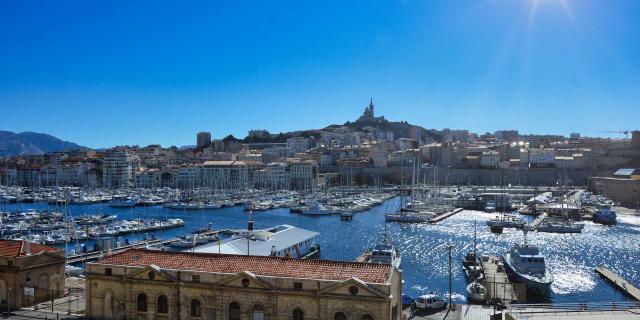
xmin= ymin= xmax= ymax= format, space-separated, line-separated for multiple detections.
xmin=600 ymin=130 xmax=630 ymax=139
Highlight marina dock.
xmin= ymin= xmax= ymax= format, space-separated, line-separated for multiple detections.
xmin=480 ymin=254 xmax=519 ymax=304
xmin=429 ymin=208 xmax=464 ymax=224
xmin=595 ymin=266 xmax=640 ymax=301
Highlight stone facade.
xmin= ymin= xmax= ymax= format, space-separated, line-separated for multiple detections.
xmin=0 ymin=240 xmax=66 ymax=310
xmin=85 ymin=249 xmax=402 ymax=320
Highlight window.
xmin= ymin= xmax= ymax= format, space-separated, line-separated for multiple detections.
xmin=252 ymin=304 xmax=264 ymax=320
xmin=148 ymin=271 xmax=156 ymax=280
xmin=192 ymin=275 xmax=200 ymax=283
xmin=7 ymin=261 xmax=13 ymax=267
xmin=242 ymin=278 xmax=250 ymax=287
xmin=334 ymin=312 xmax=347 ymax=320
xmin=105 ymin=268 xmax=112 ymax=276
xmin=191 ymin=299 xmax=202 ymax=317
xmin=292 ymin=308 xmax=304 ymax=320
xmin=229 ymin=302 xmax=241 ymax=320
xmin=348 ymin=286 xmax=359 ymax=295
xmin=361 ymin=314 xmax=374 ymax=320
xmin=294 ymin=282 xmax=303 ymax=291
xmin=157 ymin=295 xmax=168 ymax=314
xmin=136 ymin=293 xmax=147 ymax=312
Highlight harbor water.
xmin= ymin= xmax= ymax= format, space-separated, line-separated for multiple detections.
xmin=3 ymin=197 xmax=640 ymax=304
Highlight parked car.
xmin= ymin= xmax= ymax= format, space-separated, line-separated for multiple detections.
xmin=414 ymin=294 xmax=447 ymax=311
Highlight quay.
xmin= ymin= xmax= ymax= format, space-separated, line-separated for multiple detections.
xmin=595 ymin=266 xmax=640 ymax=301
xmin=480 ymin=254 xmax=519 ymax=304
xmin=429 ymin=208 xmax=464 ymax=224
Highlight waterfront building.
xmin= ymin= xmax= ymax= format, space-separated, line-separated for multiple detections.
xmin=0 ymin=240 xmax=66 ymax=311
xmin=134 ymin=168 xmax=161 ymax=188
xmin=103 ymin=148 xmax=136 ymax=189
xmin=201 ymin=160 xmax=265 ymax=190
xmin=480 ymin=151 xmax=499 ymax=168
xmin=197 ymin=131 xmax=212 ymax=149
xmin=193 ymin=224 xmax=318 ymax=257
xmin=177 ymin=165 xmax=202 ymax=189
xmin=85 ymin=248 xmax=402 ymax=320
xmin=288 ymin=158 xmax=318 ymax=191
xmin=254 ymin=162 xmax=291 ymax=190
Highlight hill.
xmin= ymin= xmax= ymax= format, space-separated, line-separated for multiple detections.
xmin=0 ymin=131 xmax=85 ymax=157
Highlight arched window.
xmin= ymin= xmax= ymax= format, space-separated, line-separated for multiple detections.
xmin=292 ymin=308 xmax=304 ymax=320
xmin=252 ymin=304 xmax=265 ymax=320
xmin=157 ymin=295 xmax=169 ymax=314
xmin=361 ymin=315 xmax=374 ymax=320
xmin=191 ymin=299 xmax=202 ymax=317
xmin=334 ymin=312 xmax=347 ymax=320
xmin=229 ymin=302 xmax=241 ymax=320
xmin=136 ymin=293 xmax=147 ymax=312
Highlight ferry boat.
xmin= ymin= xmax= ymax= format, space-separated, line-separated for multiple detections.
xmin=592 ymin=203 xmax=616 ymax=225
xmin=503 ymin=235 xmax=553 ymax=296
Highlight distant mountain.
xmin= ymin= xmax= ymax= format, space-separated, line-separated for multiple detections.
xmin=0 ymin=131 xmax=85 ymax=157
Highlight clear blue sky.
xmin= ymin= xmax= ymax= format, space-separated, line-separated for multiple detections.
xmin=1 ymin=0 xmax=638 ymax=148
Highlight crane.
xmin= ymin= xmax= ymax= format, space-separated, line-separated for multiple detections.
xmin=600 ymin=130 xmax=630 ymax=139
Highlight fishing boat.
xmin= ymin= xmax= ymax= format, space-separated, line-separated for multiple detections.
xmin=592 ymin=203 xmax=616 ymax=225
xmin=356 ymin=227 xmax=402 ymax=269
xmin=503 ymin=233 xmax=553 ymax=296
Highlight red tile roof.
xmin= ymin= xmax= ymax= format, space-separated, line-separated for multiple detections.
xmin=0 ymin=240 xmax=63 ymax=257
xmin=97 ymin=249 xmax=392 ymax=284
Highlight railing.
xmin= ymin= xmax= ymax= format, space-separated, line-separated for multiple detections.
xmin=506 ymin=301 xmax=640 ymax=320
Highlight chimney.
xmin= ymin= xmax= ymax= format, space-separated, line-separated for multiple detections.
xmin=105 ymin=239 xmax=111 ymax=255
xmin=22 ymin=241 xmax=31 ymax=255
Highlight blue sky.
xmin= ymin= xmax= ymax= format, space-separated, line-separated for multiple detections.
xmin=1 ymin=0 xmax=639 ymax=148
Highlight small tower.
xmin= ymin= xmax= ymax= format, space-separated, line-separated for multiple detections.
xmin=369 ymin=98 xmax=374 ymax=118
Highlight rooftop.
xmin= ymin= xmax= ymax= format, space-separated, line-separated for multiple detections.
xmin=96 ymin=248 xmax=392 ymax=283
xmin=0 ymin=240 xmax=63 ymax=257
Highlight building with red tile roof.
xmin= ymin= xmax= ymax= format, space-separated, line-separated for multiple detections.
xmin=86 ymin=248 xmax=403 ymax=320
xmin=0 ymin=240 xmax=66 ymax=310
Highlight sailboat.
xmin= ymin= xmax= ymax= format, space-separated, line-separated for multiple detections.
xmin=464 ymin=221 xmax=487 ymax=303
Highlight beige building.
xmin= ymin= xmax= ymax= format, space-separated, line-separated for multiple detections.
xmin=86 ymin=248 xmax=402 ymax=320
xmin=0 ymin=240 xmax=66 ymax=310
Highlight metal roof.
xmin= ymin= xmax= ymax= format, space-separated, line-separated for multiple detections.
xmin=614 ymin=168 xmax=638 ymax=176
xmin=193 ymin=224 xmax=319 ymax=257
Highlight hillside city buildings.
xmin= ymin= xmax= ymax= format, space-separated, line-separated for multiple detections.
xmin=0 ymin=102 xmax=638 ymax=201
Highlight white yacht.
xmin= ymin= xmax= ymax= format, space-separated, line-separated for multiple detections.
xmin=110 ymin=196 xmax=137 ymax=208
xmin=484 ymin=201 xmax=496 ymax=213
xmin=503 ymin=236 xmax=553 ymax=296
xmin=592 ymin=203 xmax=616 ymax=225
xmin=466 ymin=280 xmax=487 ymax=303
